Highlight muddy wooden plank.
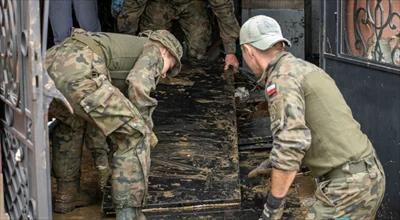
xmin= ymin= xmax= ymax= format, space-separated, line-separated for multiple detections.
xmin=147 ymin=65 xmax=240 ymax=209
xmin=235 ymin=76 xmax=272 ymax=150
xmin=239 ymin=150 xmax=315 ymax=219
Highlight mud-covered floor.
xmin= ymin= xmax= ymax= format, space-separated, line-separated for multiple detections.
xmin=53 ymin=148 xmax=316 ymax=220
xmin=53 ymin=65 xmax=316 ymax=220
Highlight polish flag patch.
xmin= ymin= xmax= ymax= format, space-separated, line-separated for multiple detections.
xmin=266 ymin=84 xmax=277 ymax=97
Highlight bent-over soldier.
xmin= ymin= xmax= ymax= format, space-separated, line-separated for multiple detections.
xmin=46 ymin=28 xmax=182 ymax=219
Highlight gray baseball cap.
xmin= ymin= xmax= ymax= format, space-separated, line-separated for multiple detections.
xmin=240 ymin=15 xmax=291 ymax=50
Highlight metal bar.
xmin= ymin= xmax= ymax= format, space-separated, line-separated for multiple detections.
xmin=41 ymin=0 xmax=49 ymax=56
xmin=323 ymin=53 xmax=400 ymax=74
xmin=26 ymin=0 xmax=52 ymax=218
xmin=0 ymin=123 xmax=33 ymax=149
xmin=0 ymin=97 xmax=23 ymax=115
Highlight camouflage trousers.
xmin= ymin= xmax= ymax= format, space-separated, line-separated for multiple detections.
xmin=305 ymin=154 xmax=385 ymax=220
xmin=118 ymin=0 xmax=211 ymax=60
xmin=117 ymin=0 xmax=147 ymax=35
xmin=50 ymin=102 xmax=110 ymax=182
xmin=46 ymin=39 xmax=151 ymax=208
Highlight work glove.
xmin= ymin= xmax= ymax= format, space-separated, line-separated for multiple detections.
xmin=248 ymin=159 xmax=272 ymax=178
xmin=259 ymin=192 xmax=285 ymax=220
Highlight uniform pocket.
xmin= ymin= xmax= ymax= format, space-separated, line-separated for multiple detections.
xmin=315 ymin=180 xmax=336 ymax=207
xmin=269 ymin=97 xmax=285 ymax=133
xmin=80 ymin=79 xmax=145 ymax=136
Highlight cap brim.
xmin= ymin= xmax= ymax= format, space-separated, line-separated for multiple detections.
xmin=251 ymin=36 xmax=291 ymax=50
xmin=169 ymin=63 xmax=181 ymax=77
xmin=166 ymin=48 xmax=182 ymax=77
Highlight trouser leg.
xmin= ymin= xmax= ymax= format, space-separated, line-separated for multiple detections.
xmin=139 ymin=0 xmax=174 ymax=31
xmin=305 ymin=156 xmax=386 ymax=219
xmin=178 ymin=1 xmax=211 ymax=61
xmin=73 ymin=0 xmax=101 ymax=32
xmin=51 ymin=118 xmax=84 ymax=182
xmin=49 ymin=101 xmax=92 ymax=213
xmin=85 ymin=124 xmax=111 ymax=190
xmin=49 ymin=0 xmax=73 ymax=44
xmin=117 ymin=0 xmax=148 ymax=34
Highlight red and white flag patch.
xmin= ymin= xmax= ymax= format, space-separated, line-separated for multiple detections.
xmin=266 ymin=84 xmax=277 ymax=97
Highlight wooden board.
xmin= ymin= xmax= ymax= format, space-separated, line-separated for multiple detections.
xmin=147 ymin=65 xmax=241 ymax=210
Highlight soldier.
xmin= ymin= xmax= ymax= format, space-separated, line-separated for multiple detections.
xmin=116 ymin=0 xmax=240 ymax=71
xmin=46 ymin=28 xmax=182 ymax=219
xmin=240 ymin=16 xmax=385 ymax=219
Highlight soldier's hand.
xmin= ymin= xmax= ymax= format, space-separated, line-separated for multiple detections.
xmin=149 ymin=132 xmax=158 ymax=149
xmin=224 ymin=54 xmax=239 ymax=72
xmin=248 ymin=159 xmax=272 ymax=178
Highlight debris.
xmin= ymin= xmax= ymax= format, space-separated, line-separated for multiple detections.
xmin=235 ymin=87 xmax=250 ymax=101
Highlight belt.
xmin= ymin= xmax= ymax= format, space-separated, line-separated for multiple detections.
xmin=67 ymin=30 xmax=106 ymax=65
xmin=319 ymin=157 xmax=370 ymax=181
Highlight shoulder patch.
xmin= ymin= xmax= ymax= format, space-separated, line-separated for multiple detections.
xmin=266 ymin=83 xmax=277 ymax=97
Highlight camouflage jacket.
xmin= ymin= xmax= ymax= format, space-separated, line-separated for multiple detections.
xmin=262 ymin=51 xmax=373 ymax=177
xmin=126 ymin=42 xmax=163 ymax=131
xmin=85 ymin=31 xmax=163 ymax=131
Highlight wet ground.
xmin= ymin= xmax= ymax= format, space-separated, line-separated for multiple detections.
xmin=53 ymin=148 xmax=316 ymax=220
xmin=53 ymin=148 xmax=316 ymax=219
xmin=53 ymin=65 xmax=316 ymax=220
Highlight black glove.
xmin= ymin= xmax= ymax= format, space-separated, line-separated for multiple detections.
xmin=259 ymin=192 xmax=285 ymax=220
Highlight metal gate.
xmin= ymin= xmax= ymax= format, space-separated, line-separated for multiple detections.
xmin=0 ymin=0 xmax=53 ymax=219
xmin=321 ymin=0 xmax=400 ymax=219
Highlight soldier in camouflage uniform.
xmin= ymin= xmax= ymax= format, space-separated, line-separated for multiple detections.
xmin=240 ymin=16 xmax=385 ymax=220
xmin=116 ymin=0 xmax=240 ymax=71
xmin=46 ymin=28 xmax=182 ymax=219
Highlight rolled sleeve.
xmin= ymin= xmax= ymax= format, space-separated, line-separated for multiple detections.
xmin=267 ymin=74 xmax=311 ymax=171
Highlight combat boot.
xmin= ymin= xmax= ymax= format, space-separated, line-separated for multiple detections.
xmin=116 ymin=208 xmax=146 ymax=220
xmin=53 ymin=180 xmax=92 ymax=213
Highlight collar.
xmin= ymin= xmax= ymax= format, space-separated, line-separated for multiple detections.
xmin=257 ymin=51 xmax=289 ymax=84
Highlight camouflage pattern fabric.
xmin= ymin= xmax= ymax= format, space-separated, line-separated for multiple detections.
xmin=260 ymin=51 xmax=373 ymax=176
xmin=140 ymin=0 xmax=211 ymax=60
xmin=84 ymin=123 xmax=110 ymax=171
xmin=208 ymin=0 xmax=240 ymax=54
xmin=50 ymin=97 xmax=111 ymax=190
xmin=118 ymin=0 xmax=239 ymax=58
xmin=305 ymin=155 xmax=385 ymax=219
xmin=46 ymin=38 xmax=164 ymax=208
xmin=117 ymin=0 xmax=148 ymax=34
xmin=49 ymin=101 xmax=85 ymax=183
xmin=258 ymin=51 xmax=385 ymax=218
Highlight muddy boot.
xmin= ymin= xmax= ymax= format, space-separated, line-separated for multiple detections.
xmin=53 ymin=181 xmax=92 ymax=213
xmin=116 ymin=208 xmax=146 ymax=220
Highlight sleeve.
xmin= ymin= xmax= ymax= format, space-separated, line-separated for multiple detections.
xmin=126 ymin=43 xmax=163 ymax=131
xmin=267 ymin=74 xmax=311 ymax=171
xmin=208 ymin=0 xmax=240 ymax=54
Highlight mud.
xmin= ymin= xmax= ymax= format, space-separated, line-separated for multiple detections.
xmin=159 ymin=77 xmax=195 ymax=86
xmin=239 ymin=150 xmax=316 ymax=220
xmin=53 ymin=66 xmax=316 ymax=219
